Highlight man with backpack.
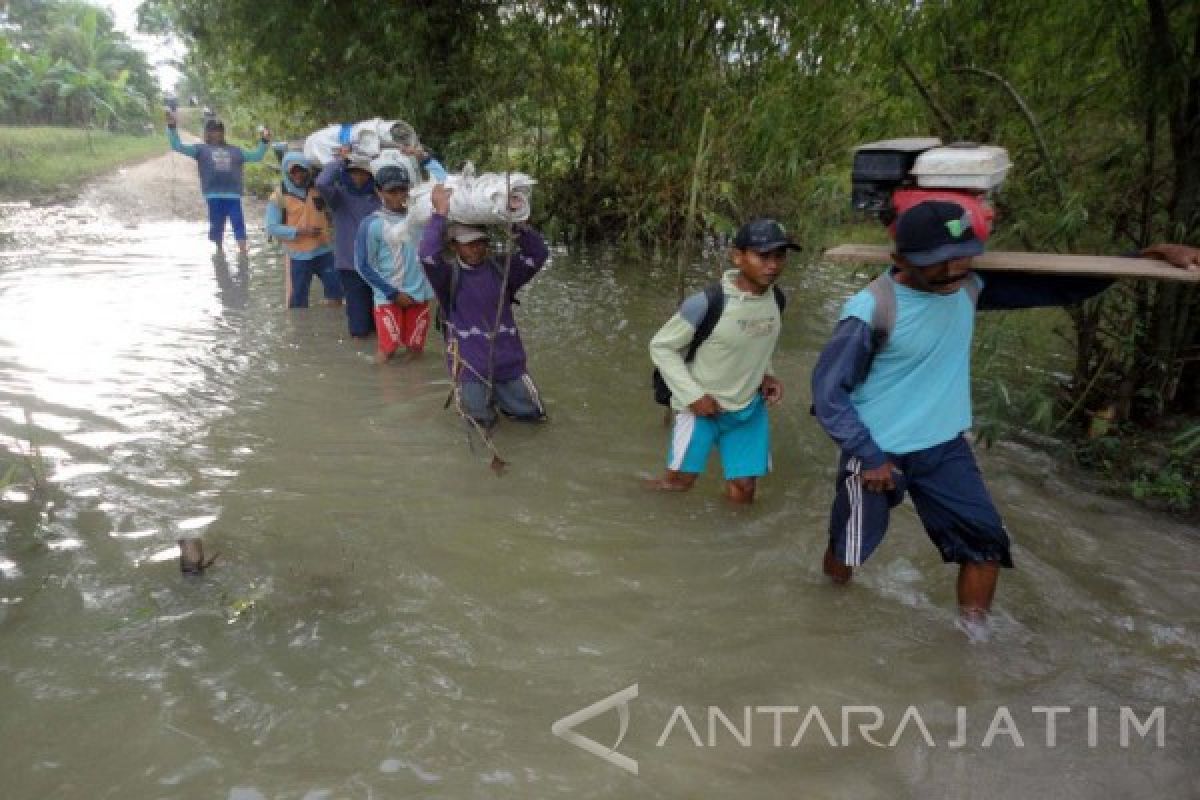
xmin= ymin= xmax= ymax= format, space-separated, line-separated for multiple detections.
xmin=811 ymin=200 xmax=1200 ymax=640
xmin=647 ymin=218 xmax=794 ymax=503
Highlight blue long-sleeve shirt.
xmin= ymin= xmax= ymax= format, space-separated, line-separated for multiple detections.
xmin=811 ymin=269 xmax=1112 ymax=466
xmin=167 ymin=126 xmax=267 ymax=198
xmin=354 ymin=209 xmax=435 ymax=305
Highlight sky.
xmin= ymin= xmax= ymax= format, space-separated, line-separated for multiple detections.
xmin=100 ymin=0 xmax=183 ymax=91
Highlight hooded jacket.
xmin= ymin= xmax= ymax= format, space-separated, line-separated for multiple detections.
xmin=265 ymin=152 xmax=332 ymax=259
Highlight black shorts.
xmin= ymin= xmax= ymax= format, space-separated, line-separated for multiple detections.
xmin=828 ymin=435 xmax=1013 ymax=567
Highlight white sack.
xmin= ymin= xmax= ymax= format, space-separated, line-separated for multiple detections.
xmin=303 ymin=118 xmax=416 ymax=166
xmin=408 ymin=170 xmax=537 ymax=228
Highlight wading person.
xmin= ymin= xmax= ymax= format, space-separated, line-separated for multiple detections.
xmin=266 ymin=152 xmax=341 ymax=308
xmin=316 ymin=147 xmax=381 ymax=338
xmin=418 ymin=184 xmax=549 ymax=429
xmin=166 ymin=111 xmax=269 ymax=255
xmin=647 ymin=219 xmax=792 ymax=503
xmin=811 ymin=200 xmax=1200 ymax=640
xmin=353 ymin=165 xmax=435 ymax=364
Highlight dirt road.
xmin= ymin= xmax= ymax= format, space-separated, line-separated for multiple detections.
xmin=80 ymin=135 xmax=267 ymax=226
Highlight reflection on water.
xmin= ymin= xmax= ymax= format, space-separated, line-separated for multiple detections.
xmin=0 ymin=200 xmax=1196 ymax=799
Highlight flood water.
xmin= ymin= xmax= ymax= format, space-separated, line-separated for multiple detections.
xmin=0 ymin=195 xmax=1196 ymax=799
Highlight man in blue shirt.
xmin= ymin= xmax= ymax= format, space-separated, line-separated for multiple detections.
xmin=166 ymin=110 xmax=269 ymax=255
xmin=811 ymin=200 xmax=1200 ymax=639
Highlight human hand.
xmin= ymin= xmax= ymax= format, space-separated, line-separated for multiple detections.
xmin=860 ymin=462 xmax=897 ymax=493
xmin=1142 ymin=244 xmax=1200 ymax=271
xmin=259 ymin=126 xmax=271 ymax=143
xmin=760 ymin=375 xmax=783 ymax=406
xmin=165 ymin=109 xmax=177 ymax=126
xmin=400 ymin=143 xmax=428 ymax=161
xmin=394 ymin=292 xmax=414 ymax=308
xmin=431 ymin=184 xmax=452 ymax=215
xmin=688 ymin=394 xmax=720 ymax=417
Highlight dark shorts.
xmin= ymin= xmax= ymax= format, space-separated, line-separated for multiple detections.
xmin=206 ymin=197 xmax=246 ymax=243
xmin=287 ymin=252 xmax=342 ymax=308
xmin=828 ymin=435 xmax=1012 ymax=568
xmin=338 ymin=269 xmax=376 ymax=337
xmin=456 ymin=375 xmax=546 ymax=429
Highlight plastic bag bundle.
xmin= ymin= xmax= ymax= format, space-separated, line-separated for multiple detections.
xmin=408 ymin=167 xmax=536 ymax=228
xmin=303 ymin=118 xmax=418 ymax=166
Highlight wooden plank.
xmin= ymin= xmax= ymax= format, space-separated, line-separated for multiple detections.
xmin=823 ymin=244 xmax=1200 ymax=283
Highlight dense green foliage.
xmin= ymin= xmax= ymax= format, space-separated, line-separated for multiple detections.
xmin=0 ymin=0 xmax=159 ymax=131
xmin=130 ymin=1 xmax=1200 ymax=509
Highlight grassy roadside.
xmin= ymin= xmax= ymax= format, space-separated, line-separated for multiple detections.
xmin=0 ymin=126 xmax=168 ymax=203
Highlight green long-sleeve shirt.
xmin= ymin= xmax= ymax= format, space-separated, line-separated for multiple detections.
xmin=649 ymin=270 xmax=780 ymax=412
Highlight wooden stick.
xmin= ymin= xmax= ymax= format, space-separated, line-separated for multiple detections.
xmin=823 ymin=244 xmax=1200 ymax=283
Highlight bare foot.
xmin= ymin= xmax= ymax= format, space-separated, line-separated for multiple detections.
xmin=643 ymin=476 xmax=692 ymax=492
xmin=823 ymin=545 xmax=853 ymax=584
xmin=956 ymin=607 xmax=992 ymax=643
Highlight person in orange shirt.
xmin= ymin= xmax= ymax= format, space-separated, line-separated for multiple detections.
xmin=265 ymin=152 xmax=343 ymax=308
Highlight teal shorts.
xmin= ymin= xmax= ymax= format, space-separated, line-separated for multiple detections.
xmin=667 ymin=394 xmax=770 ymax=479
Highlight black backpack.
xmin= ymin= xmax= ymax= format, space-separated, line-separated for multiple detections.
xmin=652 ymin=282 xmax=786 ymax=406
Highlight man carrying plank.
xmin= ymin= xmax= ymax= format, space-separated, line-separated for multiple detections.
xmin=810 ymin=200 xmax=1199 ymax=641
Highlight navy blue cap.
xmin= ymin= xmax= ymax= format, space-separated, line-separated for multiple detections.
xmin=374 ymin=165 xmax=411 ymax=191
xmin=895 ymin=201 xmax=984 ymax=267
xmin=733 ymin=218 xmax=800 ymax=253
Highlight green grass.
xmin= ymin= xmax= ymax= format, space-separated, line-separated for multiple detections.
xmin=0 ymin=126 xmax=165 ymax=201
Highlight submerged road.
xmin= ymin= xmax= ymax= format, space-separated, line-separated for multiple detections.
xmin=0 ymin=154 xmax=1195 ymax=798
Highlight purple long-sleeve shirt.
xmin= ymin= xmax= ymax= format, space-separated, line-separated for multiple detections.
xmin=316 ymin=161 xmax=380 ymax=271
xmin=419 ymin=213 xmax=549 ymax=383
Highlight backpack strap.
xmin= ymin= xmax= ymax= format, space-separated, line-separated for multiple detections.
xmin=771 ymin=284 xmax=787 ymax=313
xmin=866 ymin=270 xmax=980 ymax=352
xmin=865 ymin=273 xmax=896 ymax=352
xmin=964 ymin=272 xmax=982 ymax=305
xmin=684 ymin=283 xmax=726 ymax=363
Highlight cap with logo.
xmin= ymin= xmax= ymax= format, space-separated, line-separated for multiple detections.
xmin=733 ymin=218 xmax=800 ymax=253
xmin=895 ymin=200 xmax=985 ymax=267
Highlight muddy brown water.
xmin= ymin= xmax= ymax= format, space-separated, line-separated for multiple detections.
xmin=0 ymin=182 xmax=1196 ymax=798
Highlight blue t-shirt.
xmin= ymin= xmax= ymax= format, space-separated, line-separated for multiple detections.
xmin=838 ymin=273 xmax=981 ymax=456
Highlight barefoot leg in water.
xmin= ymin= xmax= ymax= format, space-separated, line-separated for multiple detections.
xmin=645 ymin=470 xmax=698 ymax=492
xmin=725 ymin=477 xmax=757 ymax=504
xmin=956 ymin=561 xmax=999 ymax=641
xmin=823 ymin=544 xmax=853 ymax=584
